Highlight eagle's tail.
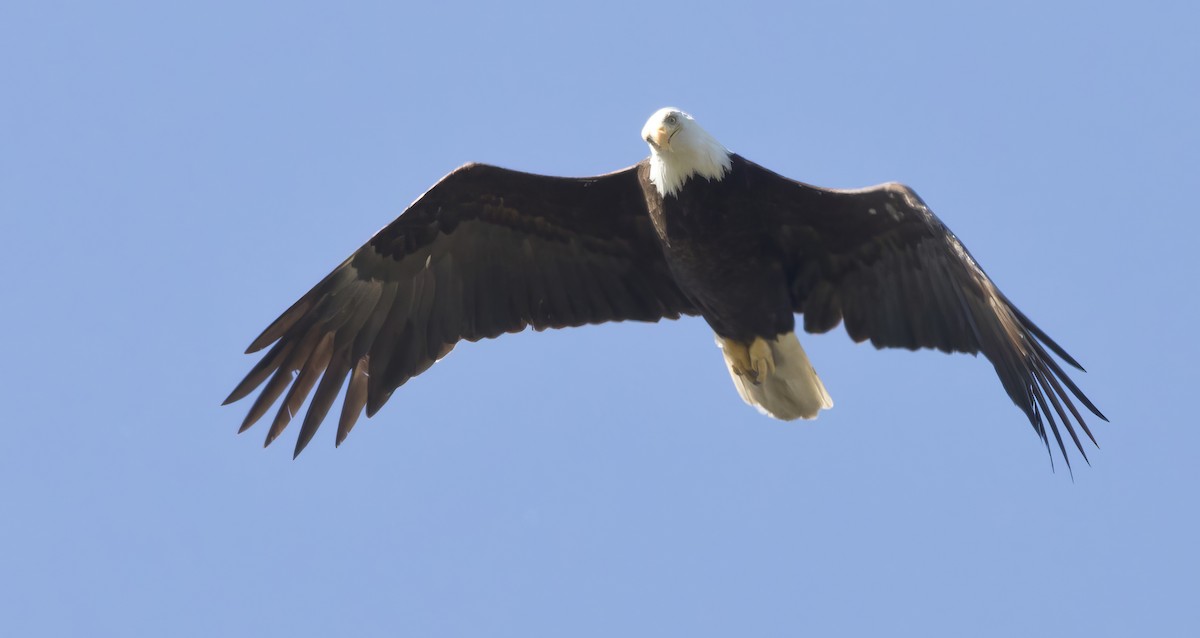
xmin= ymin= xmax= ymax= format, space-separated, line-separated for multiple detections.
xmin=718 ymin=332 xmax=833 ymax=421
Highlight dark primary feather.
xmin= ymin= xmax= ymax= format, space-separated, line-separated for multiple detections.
xmin=737 ymin=158 xmax=1106 ymax=470
xmin=225 ymin=162 xmax=695 ymax=457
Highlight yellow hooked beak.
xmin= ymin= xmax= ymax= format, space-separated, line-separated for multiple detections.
xmin=646 ymin=125 xmax=672 ymax=151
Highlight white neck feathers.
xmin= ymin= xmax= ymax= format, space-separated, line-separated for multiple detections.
xmin=647 ymin=126 xmax=732 ymax=198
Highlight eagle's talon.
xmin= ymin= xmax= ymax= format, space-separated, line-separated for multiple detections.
xmin=748 ymin=337 xmax=775 ymax=383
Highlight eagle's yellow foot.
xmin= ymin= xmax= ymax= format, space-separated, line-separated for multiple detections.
xmin=724 ymin=336 xmax=775 ymax=385
xmin=748 ymin=336 xmax=775 ymax=383
xmin=723 ymin=339 xmax=753 ymax=380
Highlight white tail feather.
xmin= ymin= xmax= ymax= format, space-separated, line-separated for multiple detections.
xmin=717 ymin=332 xmax=833 ymax=420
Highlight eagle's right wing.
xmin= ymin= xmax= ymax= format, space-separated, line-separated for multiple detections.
xmin=225 ymin=162 xmax=695 ymax=456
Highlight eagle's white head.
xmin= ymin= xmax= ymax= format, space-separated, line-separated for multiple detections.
xmin=641 ymin=107 xmax=732 ymax=198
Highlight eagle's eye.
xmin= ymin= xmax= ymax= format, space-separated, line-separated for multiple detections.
xmin=665 ymin=115 xmax=678 ymax=125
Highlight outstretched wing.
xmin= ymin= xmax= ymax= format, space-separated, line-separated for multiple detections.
xmin=740 ymin=157 xmax=1106 ymax=469
xmin=226 ymin=162 xmax=695 ymax=456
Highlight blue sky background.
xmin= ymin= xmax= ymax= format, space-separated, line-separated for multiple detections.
xmin=3 ymin=1 xmax=1197 ymax=636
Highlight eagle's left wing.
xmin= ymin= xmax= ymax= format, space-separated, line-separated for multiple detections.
xmin=738 ymin=156 xmax=1105 ymax=469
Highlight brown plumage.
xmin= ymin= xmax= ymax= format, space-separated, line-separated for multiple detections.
xmin=225 ymin=163 xmax=696 ymax=457
xmin=227 ymin=108 xmax=1104 ymax=468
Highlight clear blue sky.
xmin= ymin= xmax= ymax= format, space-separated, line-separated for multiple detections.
xmin=2 ymin=1 xmax=1197 ymax=636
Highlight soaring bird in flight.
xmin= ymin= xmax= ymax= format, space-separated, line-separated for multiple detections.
xmin=226 ymin=107 xmax=1105 ymax=466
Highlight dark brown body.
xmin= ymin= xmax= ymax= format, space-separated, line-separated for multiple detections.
xmin=638 ymin=156 xmax=794 ymax=341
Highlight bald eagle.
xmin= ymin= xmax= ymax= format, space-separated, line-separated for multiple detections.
xmin=226 ymin=107 xmax=1105 ymax=466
